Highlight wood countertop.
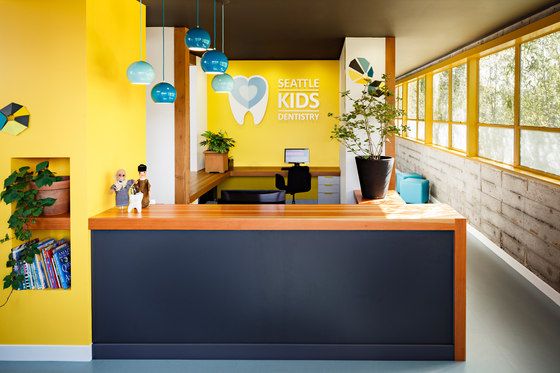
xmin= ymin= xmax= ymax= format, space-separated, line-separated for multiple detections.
xmin=354 ymin=190 xmax=406 ymax=205
xmin=89 ymin=202 xmax=465 ymax=231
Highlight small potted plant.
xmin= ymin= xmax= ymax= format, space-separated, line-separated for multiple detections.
xmin=200 ymin=130 xmax=236 ymax=173
xmin=1 ymin=161 xmax=61 ymax=304
xmin=329 ymin=75 xmax=406 ymax=199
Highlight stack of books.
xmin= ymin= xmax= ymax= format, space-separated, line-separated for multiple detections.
xmin=12 ymin=238 xmax=71 ymax=290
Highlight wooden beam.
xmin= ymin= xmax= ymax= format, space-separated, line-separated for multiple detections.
xmin=385 ymin=36 xmax=396 ymax=190
xmin=174 ymin=27 xmax=191 ymax=204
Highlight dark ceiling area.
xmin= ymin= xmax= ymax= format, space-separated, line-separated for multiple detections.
xmin=143 ymin=0 xmax=559 ymax=76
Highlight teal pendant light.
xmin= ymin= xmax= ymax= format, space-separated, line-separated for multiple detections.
xmin=201 ymin=0 xmax=228 ymax=75
xmin=151 ymin=0 xmax=177 ymax=104
xmin=212 ymin=0 xmax=233 ymax=93
xmin=185 ymin=0 xmax=211 ymax=51
xmin=127 ymin=0 xmax=155 ymax=84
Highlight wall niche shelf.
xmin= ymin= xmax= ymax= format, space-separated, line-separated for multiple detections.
xmin=27 ymin=212 xmax=70 ymax=230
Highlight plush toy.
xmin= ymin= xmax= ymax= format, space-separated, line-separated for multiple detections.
xmin=128 ymin=192 xmax=143 ymax=213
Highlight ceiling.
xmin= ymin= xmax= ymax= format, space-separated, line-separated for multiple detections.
xmin=143 ymin=0 xmax=558 ymax=76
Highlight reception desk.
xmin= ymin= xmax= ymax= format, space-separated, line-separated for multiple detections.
xmin=89 ymin=202 xmax=466 ymax=361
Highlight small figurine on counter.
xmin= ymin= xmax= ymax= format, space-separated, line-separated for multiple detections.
xmin=128 ymin=191 xmax=143 ymax=213
xmin=134 ymin=164 xmax=151 ymax=208
xmin=111 ymin=169 xmax=134 ymax=209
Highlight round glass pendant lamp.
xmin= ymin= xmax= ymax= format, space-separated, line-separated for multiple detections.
xmin=202 ymin=49 xmax=228 ymax=74
xmin=186 ymin=27 xmax=211 ymax=51
xmin=202 ymin=0 xmax=228 ymax=74
xmin=152 ymin=0 xmax=177 ymax=104
xmin=185 ymin=0 xmax=211 ymax=51
xmin=127 ymin=0 xmax=155 ymax=84
xmin=151 ymin=82 xmax=177 ymax=103
xmin=211 ymin=73 xmax=233 ymax=93
xmin=127 ymin=61 xmax=155 ymax=85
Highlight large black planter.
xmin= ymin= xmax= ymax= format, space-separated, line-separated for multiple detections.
xmin=355 ymin=156 xmax=394 ymax=199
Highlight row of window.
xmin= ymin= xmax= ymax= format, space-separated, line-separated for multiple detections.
xmin=397 ymin=28 xmax=560 ymax=177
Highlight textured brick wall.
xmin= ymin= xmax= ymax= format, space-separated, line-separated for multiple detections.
xmin=396 ymin=137 xmax=560 ymax=292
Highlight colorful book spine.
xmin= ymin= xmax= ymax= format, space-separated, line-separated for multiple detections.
xmin=43 ymin=247 xmax=59 ymax=289
xmin=53 ymin=244 xmax=71 ymax=289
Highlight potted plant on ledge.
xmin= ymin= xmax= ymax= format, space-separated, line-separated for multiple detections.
xmin=200 ymin=130 xmax=236 ymax=173
xmin=330 ymin=75 xmax=406 ymax=199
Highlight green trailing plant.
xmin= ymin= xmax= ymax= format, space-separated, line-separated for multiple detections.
xmin=0 ymin=161 xmax=60 ymax=306
xmin=200 ymin=130 xmax=236 ymax=154
xmin=329 ymin=75 xmax=406 ymax=160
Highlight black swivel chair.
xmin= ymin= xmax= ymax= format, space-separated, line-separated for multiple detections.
xmin=275 ymin=165 xmax=312 ymax=204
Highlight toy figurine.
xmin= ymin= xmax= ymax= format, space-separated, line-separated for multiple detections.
xmin=128 ymin=191 xmax=143 ymax=213
xmin=134 ymin=164 xmax=151 ymax=208
xmin=111 ymin=169 xmax=134 ymax=209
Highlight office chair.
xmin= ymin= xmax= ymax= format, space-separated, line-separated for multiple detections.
xmin=275 ymin=165 xmax=312 ymax=204
xmin=219 ymin=190 xmax=286 ymax=204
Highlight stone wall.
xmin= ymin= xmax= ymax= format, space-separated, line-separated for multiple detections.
xmin=396 ymin=137 xmax=560 ymax=292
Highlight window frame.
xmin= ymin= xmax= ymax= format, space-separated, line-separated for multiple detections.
xmin=403 ymin=76 xmax=426 ymax=142
xmin=430 ymin=61 xmax=468 ymax=152
xmin=397 ymin=18 xmax=560 ymax=182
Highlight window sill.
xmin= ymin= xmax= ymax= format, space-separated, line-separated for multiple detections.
xmin=397 ymin=136 xmax=560 ymax=188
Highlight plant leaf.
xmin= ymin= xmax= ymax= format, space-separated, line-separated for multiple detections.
xmin=36 ymin=161 xmax=49 ymax=172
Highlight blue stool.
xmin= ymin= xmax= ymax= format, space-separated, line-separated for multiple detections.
xmin=396 ymin=171 xmax=423 ymax=194
xmin=400 ymin=178 xmax=430 ymax=204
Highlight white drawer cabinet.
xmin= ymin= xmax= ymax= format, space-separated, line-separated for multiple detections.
xmin=318 ymin=176 xmax=340 ymax=204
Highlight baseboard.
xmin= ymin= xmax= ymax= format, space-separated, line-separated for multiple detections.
xmin=467 ymin=224 xmax=560 ymax=307
xmin=0 ymin=344 xmax=92 ymax=361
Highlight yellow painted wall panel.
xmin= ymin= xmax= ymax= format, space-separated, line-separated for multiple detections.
xmin=0 ymin=0 xmax=145 ymax=345
xmin=207 ymin=61 xmax=340 ymax=167
xmin=86 ymin=0 xmax=147 ymax=217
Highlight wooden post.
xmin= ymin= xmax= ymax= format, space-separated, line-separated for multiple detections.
xmin=454 ymin=218 xmax=467 ymax=361
xmin=385 ymin=36 xmax=396 ymax=190
xmin=174 ymin=27 xmax=191 ymax=204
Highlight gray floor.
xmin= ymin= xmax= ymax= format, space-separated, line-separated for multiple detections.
xmin=1 ymin=232 xmax=559 ymax=373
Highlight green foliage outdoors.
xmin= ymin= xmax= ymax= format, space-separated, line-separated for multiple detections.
xmin=520 ymin=30 xmax=560 ymax=128
xmin=0 ymin=161 xmax=61 ymax=291
xmin=329 ymin=75 xmax=406 ymax=160
xmin=200 ymin=130 xmax=236 ymax=154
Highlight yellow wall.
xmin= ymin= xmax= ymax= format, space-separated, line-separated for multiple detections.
xmin=207 ymin=60 xmax=340 ymax=167
xmin=0 ymin=0 xmax=145 ymax=345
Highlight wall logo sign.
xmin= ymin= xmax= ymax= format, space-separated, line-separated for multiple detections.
xmin=229 ymin=75 xmax=269 ymax=125
xmin=348 ymin=57 xmax=385 ymax=97
xmin=348 ymin=57 xmax=374 ymax=85
xmin=277 ymin=79 xmax=320 ymax=121
xmin=0 ymin=102 xmax=30 ymax=136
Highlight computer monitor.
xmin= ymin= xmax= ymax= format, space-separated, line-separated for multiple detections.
xmin=284 ymin=148 xmax=309 ymax=165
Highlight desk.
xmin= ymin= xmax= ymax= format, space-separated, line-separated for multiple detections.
xmin=89 ymin=202 xmax=466 ymax=361
xmin=229 ymin=166 xmax=340 ymax=177
xmin=189 ymin=167 xmax=341 ymax=203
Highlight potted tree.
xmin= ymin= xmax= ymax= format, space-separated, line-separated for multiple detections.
xmin=200 ymin=130 xmax=236 ymax=173
xmin=330 ymin=75 xmax=406 ymax=199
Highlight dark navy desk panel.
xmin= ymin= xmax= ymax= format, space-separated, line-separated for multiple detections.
xmin=92 ymin=230 xmax=454 ymax=359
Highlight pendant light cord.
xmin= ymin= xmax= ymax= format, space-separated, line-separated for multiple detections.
xmin=196 ymin=0 xmax=200 ymax=27
xmin=162 ymin=0 xmax=165 ymax=81
xmin=139 ymin=0 xmax=143 ymax=60
xmin=213 ymin=0 xmax=216 ymax=49
xmin=221 ymin=0 xmax=225 ymax=52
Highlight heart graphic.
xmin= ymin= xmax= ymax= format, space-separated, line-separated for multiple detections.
xmin=229 ymin=75 xmax=269 ymax=125
xmin=238 ymin=85 xmax=258 ymax=103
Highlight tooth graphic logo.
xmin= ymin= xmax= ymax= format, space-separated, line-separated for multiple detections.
xmin=228 ymin=75 xmax=269 ymax=125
